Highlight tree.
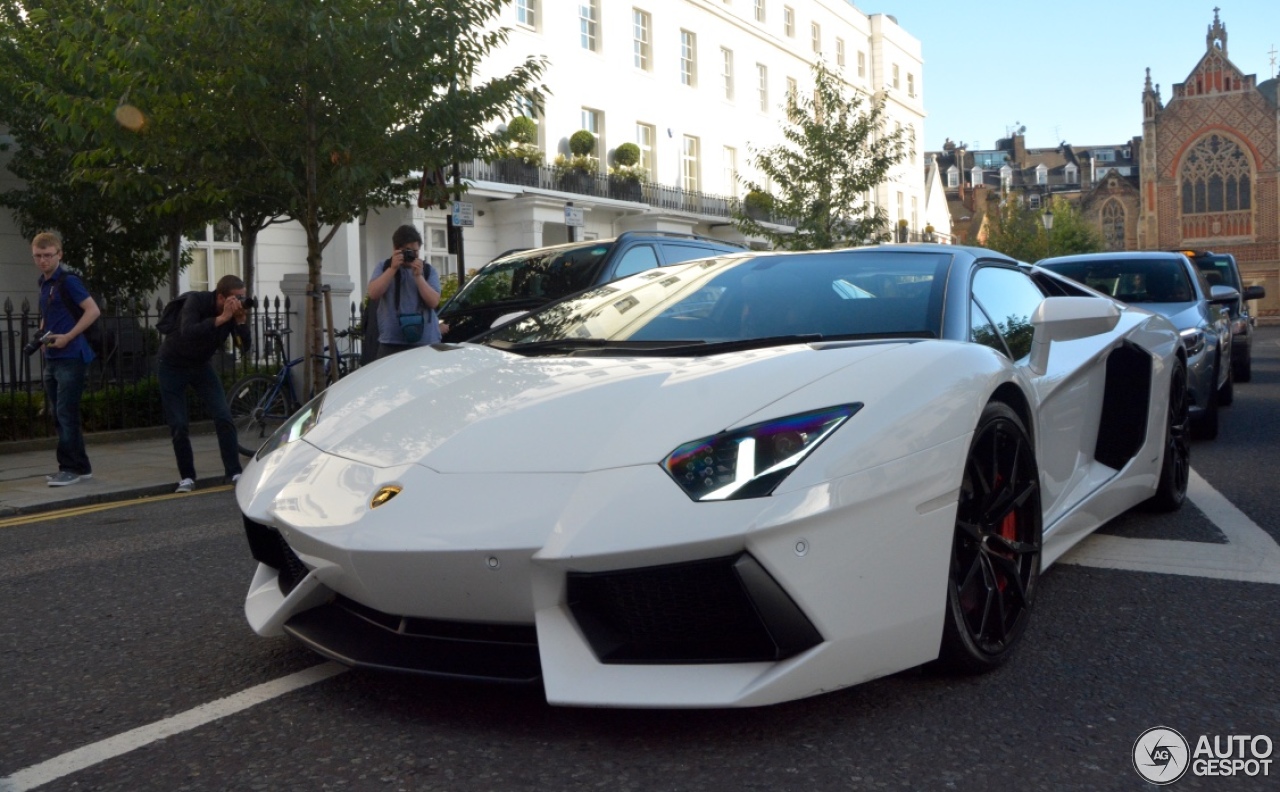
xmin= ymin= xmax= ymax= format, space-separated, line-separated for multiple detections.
xmin=984 ymin=194 xmax=1103 ymax=262
xmin=10 ymin=0 xmax=545 ymax=393
xmin=0 ymin=0 xmax=180 ymax=301
xmin=735 ymin=61 xmax=908 ymax=250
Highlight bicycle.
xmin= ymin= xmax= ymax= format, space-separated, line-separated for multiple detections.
xmin=228 ymin=326 xmax=362 ymax=457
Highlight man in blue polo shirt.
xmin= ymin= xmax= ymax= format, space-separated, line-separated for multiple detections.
xmin=34 ymin=231 xmax=101 ymax=486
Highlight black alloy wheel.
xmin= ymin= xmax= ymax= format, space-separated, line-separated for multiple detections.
xmin=1146 ymin=359 xmax=1190 ymax=512
xmin=939 ymin=402 xmax=1042 ymax=674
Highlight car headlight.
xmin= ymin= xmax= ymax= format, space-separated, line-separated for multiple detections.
xmin=255 ymin=392 xmax=326 ymax=460
xmin=1179 ymin=328 xmax=1205 ymax=356
xmin=661 ymin=404 xmax=861 ymax=502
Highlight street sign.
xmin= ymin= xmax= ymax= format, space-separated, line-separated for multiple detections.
xmin=451 ymin=201 xmax=474 ymax=227
xmin=564 ymin=205 xmax=584 ymax=227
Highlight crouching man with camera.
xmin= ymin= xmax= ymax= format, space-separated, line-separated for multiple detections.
xmin=158 ymin=275 xmax=251 ymax=493
xmin=366 ymin=224 xmax=441 ymax=359
xmin=33 ymin=231 xmax=101 ymax=487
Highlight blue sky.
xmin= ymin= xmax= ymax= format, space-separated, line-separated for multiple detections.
xmin=891 ymin=1 xmax=1278 ymax=152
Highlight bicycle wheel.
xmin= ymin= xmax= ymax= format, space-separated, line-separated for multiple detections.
xmin=336 ymin=352 xmax=362 ymax=378
xmin=228 ymin=374 xmax=285 ymax=457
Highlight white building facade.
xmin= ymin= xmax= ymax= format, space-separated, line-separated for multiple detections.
xmin=0 ymin=1 xmax=927 ymax=321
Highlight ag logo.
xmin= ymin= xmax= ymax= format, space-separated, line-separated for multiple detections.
xmin=1133 ymin=726 xmax=1190 ymax=784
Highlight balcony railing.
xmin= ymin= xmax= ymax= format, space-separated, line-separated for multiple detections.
xmin=459 ymin=159 xmax=791 ymax=225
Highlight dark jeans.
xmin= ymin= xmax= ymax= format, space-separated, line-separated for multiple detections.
xmin=158 ymin=359 xmax=242 ymax=481
xmin=43 ymin=357 xmax=91 ymax=475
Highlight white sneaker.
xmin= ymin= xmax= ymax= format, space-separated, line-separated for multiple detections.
xmin=175 ymin=478 xmax=195 ymax=493
xmin=231 ymin=474 xmax=241 ymax=483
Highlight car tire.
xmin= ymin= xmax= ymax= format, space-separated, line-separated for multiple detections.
xmin=1191 ymin=364 xmax=1220 ymax=441
xmin=1145 ymin=360 xmax=1190 ymax=512
xmin=1234 ymin=349 xmax=1252 ymax=383
xmin=937 ymin=402 xmax=1042 ymax=674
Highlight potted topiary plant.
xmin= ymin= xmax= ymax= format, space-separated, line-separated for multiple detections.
xmin=742 ymin=189 xmax=773 ymax=221
xmin=497 ymin=116 xmax=542 ymax=185
xmin=897 ymin=218 xmax=910 ymax=242
xmin=608 ymin=142 xmax=645 ymax=201
xmin=556 ymin=130 xmax=599 ymax=193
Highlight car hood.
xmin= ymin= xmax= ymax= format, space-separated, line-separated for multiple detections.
xmin=296 ymin=341 xmax=903 ymax=473
xmin=1130 ymin=300 xmax=1200 ymax=330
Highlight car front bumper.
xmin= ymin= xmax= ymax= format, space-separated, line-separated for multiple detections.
xmin=238 ymin=435 xmax=968 ymax=707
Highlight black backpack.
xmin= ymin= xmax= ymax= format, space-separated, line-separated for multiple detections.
xmin=55 ymin=281 xmax=106 ymax=352
xmin=156 ymin=292 xmax=196 ymax=335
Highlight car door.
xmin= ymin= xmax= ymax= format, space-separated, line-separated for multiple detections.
xmin=970 ymin=264 xmax=1113 ymax=528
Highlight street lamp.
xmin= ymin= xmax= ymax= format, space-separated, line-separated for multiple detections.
xmin=1041 ymin=206 xmax=1054 ymax=231
xmin=1040 ymin=187 xmax=1054 ymax=231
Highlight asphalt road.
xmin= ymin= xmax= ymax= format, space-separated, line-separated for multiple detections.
xmin=3 ymin=329 xmax=1279 ymax=792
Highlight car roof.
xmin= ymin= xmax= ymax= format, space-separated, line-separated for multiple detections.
xmin=1038 ymin=251 xmax=1188 ymax=264
xmin=486 ymin=232 xmax=744 ymax=266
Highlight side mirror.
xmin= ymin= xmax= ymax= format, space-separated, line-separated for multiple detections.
xmin=1027 ymin=297 xmax=1121 ymax=375
xmin=1209 ymin=284 xmax=1241 ymax=304
xmin=1243 ymin=284 xmax=1266 ymax=301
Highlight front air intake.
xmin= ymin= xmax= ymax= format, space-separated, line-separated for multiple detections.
xmin=566 ymin=553 xmax=822 ymax=664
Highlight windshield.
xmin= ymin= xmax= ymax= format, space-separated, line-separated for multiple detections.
xmin=481 ymin=250 xmax=949 ymax=353
xmin=1040 ymin=258 xmax=1195 ymax=303
xmin=1192 ymin=255 xmax=1241 ymax=290
xmin=446 ymin=241 xmax=615 ymax=311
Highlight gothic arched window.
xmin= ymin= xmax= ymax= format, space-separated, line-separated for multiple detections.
xmin=1180 ymin=134 xmax=1251 ymax=215
xmin=1101 ymin=200 xmax=1125 ymax=250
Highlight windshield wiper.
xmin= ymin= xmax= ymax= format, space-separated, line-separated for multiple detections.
xmin=624 ymin=333 xmax=931 ymax=355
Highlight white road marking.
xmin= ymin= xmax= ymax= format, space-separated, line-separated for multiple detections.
xmin=0 ymin=662 xmax=347 ymax=792
xmin=1061 ymin=469 xmax=1280 ymax=583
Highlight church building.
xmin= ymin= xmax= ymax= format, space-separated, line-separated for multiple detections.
xmin=1138 ymin=9 xmax=1279 ymax=317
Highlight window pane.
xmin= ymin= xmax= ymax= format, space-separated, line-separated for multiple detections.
xmin=971 ymin=267 xmax=1044 ymax=361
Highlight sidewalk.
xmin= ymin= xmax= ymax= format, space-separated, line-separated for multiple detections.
xmin=0 ymin=427 xmax=233 ymax=517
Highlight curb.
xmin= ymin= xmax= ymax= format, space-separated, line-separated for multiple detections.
xmin=0 ymin=421 xmax=218 ymax=455
xmin=0 ymin=476 xmax=231 ymax=519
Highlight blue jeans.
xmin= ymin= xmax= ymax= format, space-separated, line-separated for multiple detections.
xmin=158 ymin=359 xmax=242 ymax=481
xmin=43 ymin=357 xmax=91 ymax=475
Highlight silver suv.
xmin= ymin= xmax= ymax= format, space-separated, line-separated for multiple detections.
xmin=1175 ymin=249 xmax=1266 ymax=382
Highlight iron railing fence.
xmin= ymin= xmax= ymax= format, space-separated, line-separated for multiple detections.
xmin=459 ymin=159 xmax=796 ymax=226
xmin=0 ymin=293 xmax=362 ymax=441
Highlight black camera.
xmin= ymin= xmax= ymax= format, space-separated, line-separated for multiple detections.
xmin=23 ymin=330 xmax=51 ymax=356
xmin=402 ymin=248 xmax=417 ymax=263
xmin=240 ymin=296 xmax=257 ymax=310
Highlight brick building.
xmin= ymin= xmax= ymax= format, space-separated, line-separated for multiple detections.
xmin=929 ymin=11 xmax=1278 ymax=320
xmin=1138 ymin=9 xmax=1279 ymax=318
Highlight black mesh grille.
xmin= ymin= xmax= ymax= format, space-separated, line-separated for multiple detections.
xmin=284 ymin=595 xmax=540 ymax=682
xmin=242 ymin=516 xmax=309 ymax=595
xmin=567 ymin=553 xmax=821 ymax=663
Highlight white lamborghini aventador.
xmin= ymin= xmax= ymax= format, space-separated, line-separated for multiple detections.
xmin=237 ymin=244 xmax=1190 ymax=707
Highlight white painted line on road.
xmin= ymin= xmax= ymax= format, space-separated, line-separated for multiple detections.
xmin=1061 ymin=469 xmax=1280 ymax=583
xmin=0 ymin=662 xmax=347 ymax=792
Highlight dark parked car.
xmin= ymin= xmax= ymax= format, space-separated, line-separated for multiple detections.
xmin=1037 ymin=251 xmax=1236 ymax=439
xmin=439 ymin=232 xmax=746 ymax=342
xmin=1174 ymin=249 xmax=1266 ymax=382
